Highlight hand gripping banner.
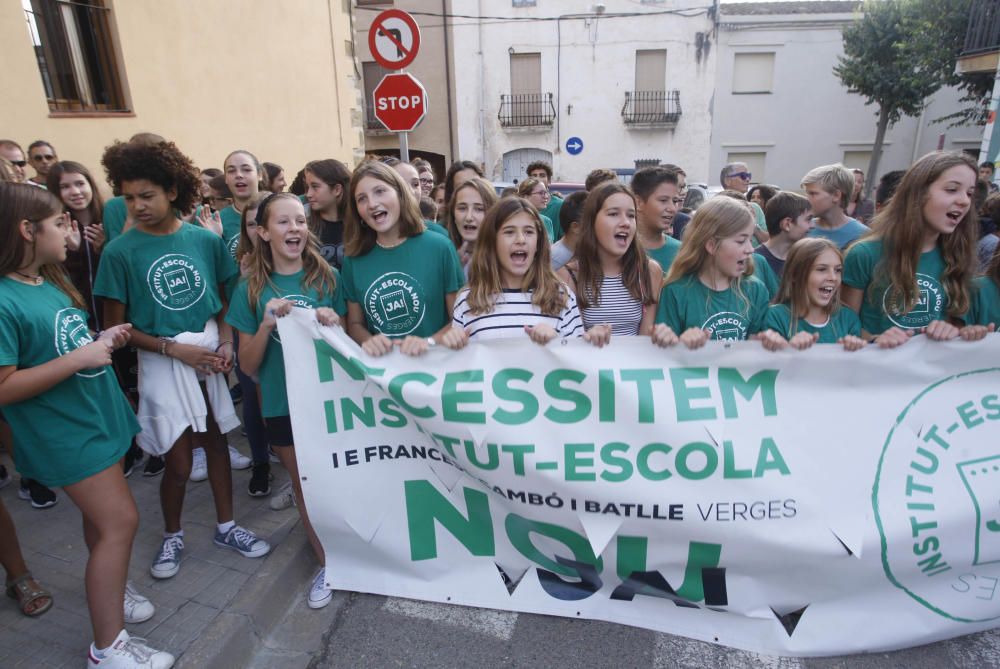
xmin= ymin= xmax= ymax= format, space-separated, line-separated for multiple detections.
xmin=277 ymin=310 xmax=1000 ymax=656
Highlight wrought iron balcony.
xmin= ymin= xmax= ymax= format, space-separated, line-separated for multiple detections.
xmin=621 ymin=90 xmax=681 ymax=126
xmin=963 ymin=0 xmax=1000 ymax=57
xmin=498 ymin=93 xmax=556 ymax=128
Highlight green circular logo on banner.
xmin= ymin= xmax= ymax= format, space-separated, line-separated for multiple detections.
xmin=363 ymin=271 xmax=425 ymax=336
xmin=873 ymin=367 xmax=1000 ymax=622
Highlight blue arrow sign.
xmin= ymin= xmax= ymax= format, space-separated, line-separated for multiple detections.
xmin=565 ymin=137 xmax=584 ymax=155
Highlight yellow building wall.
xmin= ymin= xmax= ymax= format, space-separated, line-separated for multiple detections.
xmin=0 ymin=0 xmax=364 ymax=192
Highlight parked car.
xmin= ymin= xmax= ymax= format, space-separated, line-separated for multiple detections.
xmin=548 ymin=181 xmax=586 ymax=197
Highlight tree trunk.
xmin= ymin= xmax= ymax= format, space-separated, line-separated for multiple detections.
xmin=864 ymin=106 xmax=891 ymax=202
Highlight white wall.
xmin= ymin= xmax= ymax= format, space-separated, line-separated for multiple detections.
xmin=712 ymin=7 xmax=982 ymax=192
xmin=448 ymin=0 xmax=716 ymax=183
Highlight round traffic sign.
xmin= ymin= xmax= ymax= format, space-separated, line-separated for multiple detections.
xmin=373 ymin=73 xmax=428 ymax=133
xmin=369 ymin=9 xmax=421 ymax=71
xmin=566 ymin=137 xmax=584 ymax=156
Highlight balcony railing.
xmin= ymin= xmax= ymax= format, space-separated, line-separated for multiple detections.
xmin=498 ymin=93 xmax=556 ymax=128
xmin=963 ymin=0 xmax=1000 ymax=57
xmin=621 ymin=90 xmax=681 ymax=126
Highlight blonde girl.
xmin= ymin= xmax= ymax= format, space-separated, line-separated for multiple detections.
xmin=653 ymin=196 xmax=769 ymax=349
xmin=559 ymin=182 xmax=660 ymax=343
xmin=445 ymin=177 xmax=498 ymax=270
xmin=227 ymin=192 xmax=344 ymax=609
xmin=219 ymin=149 xmax=265 ymax=259
xmin=341 ymin=161 xmax=467 ymax=357
xmin=760 ymin=238 xmax=866 ymax=351
xmin=453 ymin=197 xmax=584 ymax=343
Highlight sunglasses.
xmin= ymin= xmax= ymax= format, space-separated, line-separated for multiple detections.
xmin=11 ymin=160 xmax=27 ymax=167
xmin=728 ymin=172 xmax=752 ymax=181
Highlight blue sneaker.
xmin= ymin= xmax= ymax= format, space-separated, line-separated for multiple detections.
xmin=213 ymin=525 xmax=270 ymax=558
xmin=150 ymin=536 xmax=184 ymax=579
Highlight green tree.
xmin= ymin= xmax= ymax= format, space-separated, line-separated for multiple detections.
xmin=835 ymin=0 xmax=986 ymax=197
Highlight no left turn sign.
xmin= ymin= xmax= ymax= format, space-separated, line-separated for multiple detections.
xmin=369 ymin=9 xmax=421 ymax=71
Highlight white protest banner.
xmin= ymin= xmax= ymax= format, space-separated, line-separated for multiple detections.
xmin=278 ymin=310 xmax=1000 ymax=656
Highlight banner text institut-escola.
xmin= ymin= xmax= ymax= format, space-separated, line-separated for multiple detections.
xmin=277 ymin=310 xmax=1000 ymax=656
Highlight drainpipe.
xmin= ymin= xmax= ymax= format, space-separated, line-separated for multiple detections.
xmin=442 ymin=0 xmax=456 ymax=163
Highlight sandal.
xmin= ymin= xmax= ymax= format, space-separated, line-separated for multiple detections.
xmin=5 ymin=571 xmax=53 ymax=617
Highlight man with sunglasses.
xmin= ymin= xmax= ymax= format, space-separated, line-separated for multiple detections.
xmin=0 ymin=140 xmax=27 ymax=184
xmin=27 ymin=140 xmax=58 ymax=189
xmin=720 ymin=162 xmax=769 ymax=245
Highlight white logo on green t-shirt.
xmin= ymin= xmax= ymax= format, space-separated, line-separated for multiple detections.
xmin=271 ymin=294 xmax=314 ymax=343
xmin=146 ymin=253 xmax=206 ymax=311
xmin=883 ymin=273 xmax=944 ymax=329
xmin=227 ymin=233 xmax=240 ymax=260
xmin=54 ymin=308 xmax=105 ymax=378
xmin=702 ymin=311 xmax=748 ymax=341
xmin=364 ymin=271 xmax=425 ymax=336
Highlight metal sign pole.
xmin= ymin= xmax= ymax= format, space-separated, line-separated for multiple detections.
xmin=399 ymin=132 xmax=410 ymax=163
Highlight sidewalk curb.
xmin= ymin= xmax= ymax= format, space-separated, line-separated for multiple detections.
xmin=176 ymin=517 xmax=311 ymax=669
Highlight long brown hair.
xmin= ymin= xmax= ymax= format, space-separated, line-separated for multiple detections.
xmin=47 ymin=161 xmax=105 ymax=225
xmin=445 ymin=177 xmax=498 ymax=249
xmin=574 ymin=182 xmax=653 ymax=309
xmin=466 ymin=197 xmax=566 ymax=316
xmin=864 ymin=151 xmax=977 ymax=319
xmin=0 ymin=183 xmax=84 ymax=308
xmin=244 ymin=193 xmax=336 ymax=316
xmin=774 ymin=238 xmax=843 ymax=335
xmin=344 ymin=161 xmax=425 ymax=257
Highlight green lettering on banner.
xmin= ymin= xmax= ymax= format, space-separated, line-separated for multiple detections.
xmin=723 ymin=440 xmax=753 ymax=479
xmin=505 ymin=514 xmax=604 ymax=578
xmin=404 ymin=480 xmax=495 ymax=561
xmin=669 ymin=368 xmax=716 ymax=421
xmin=379 ymin=398 xmax=408 ymax=428
xmin=615 ymin=536 xmax=723 ymax=603
xmin=637 ymin=442 xmax=672 ymax=481
xmin=314 ymin=338 xmax=383 ymax=382
xmin=464 ymin=441 xmax=499 ymax=470
xmin=388 ymin=372 xmax=437 ymax=419
xmin=718 ymin=368 xmax=778 ymax=418
xmin=755 ymin=437 xmax=791 ymax=476
xmin=601 ymin=442 xmax=633 ymax=482
xmin=565 ymin=443 xmax=596 ymax=481
xmin=442 ymin=370 xmax=486 ymax=423
xmin=342 ymin=396 xmax=376 ymax=431
xmin=324 ymin=400 xmax=339 ymax=434
xmin=599 ymin=370 xmax=615 ymax=422
xmin=544 ymin=369 xmax=591 ymax=423
xmin=620 ymin=368 xmax=665 ymax=423
xmin=492 ymin=368 xmax=538 ymax=425
xmin=675 ymin=442 xmax=717 ymax=480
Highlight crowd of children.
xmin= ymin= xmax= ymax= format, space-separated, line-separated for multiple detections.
xmin=0 ymin=132 xmax=995 ymax=668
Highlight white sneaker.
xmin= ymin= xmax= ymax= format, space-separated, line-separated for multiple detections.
xmin=87 ymin=629 xmax=174 ymax=668
xmin=307 ymin=567 xmax=333 ymax=609
xmin=228 ymin=445 xmax=252 ymax=470
xmin=123 ymin=581 xmax=155 ymax=624
xmin=189 ymin=448 xmax=207 ymax=482
xmin=269 ymin=482 xmax=296 ymax=511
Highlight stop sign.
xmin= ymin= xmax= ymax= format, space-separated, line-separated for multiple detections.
xmin=372 ymin=73 xmax=428 ymax=133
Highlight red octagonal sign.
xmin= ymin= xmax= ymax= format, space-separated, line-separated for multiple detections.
xmin=373 ymin=73 xmax=428 ymax=133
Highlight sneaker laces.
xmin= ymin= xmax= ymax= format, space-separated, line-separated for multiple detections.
xmin=227 ymin=526 xmax=258 ymax=549
xmin=157 ymin=536 xmax=183 ymax=562
xmin=311 ymin=568 xmax=327 ymax=591
xmin=118 ymin=636 xmax=157 ymax=663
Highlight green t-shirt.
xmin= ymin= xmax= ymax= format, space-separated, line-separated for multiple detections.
xmin=226 ymin=270 xmax=346 ymax=418
xmin=656 ymin=273 xmax=769 ymax=341
xmin=762 ymin=303 xmax=861 ymax=343
xmin=424 ymin=219 xmax=449 ymax=238
xmin=751 ymin=255 xmax=780 ymax=300
xmin=103 ymin=196 xmax=128 ymax=242
xmin=540 ymin=213 xmax=556 ymax=243
xmin=0 ymin=279 xmax=139 ymax=487
xmin=843 ymin=239 xmax=947 ymax=335
xmin=341 ymin=231 xmax=464 ymax=338
xmin=965 ymin=276 xmax=1000 ymax=326
xmin=644 ymin=236 xmax=681 ymax=276
xmin=220 ymin=205 xmax=243 ymax=260
xmin=94 ymin=223 xmax=238 ymax=337
xmin=750 ymin=202 xmax=767 ymax=249
xmin=542 ymin=197 xmax=564 ymax=241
